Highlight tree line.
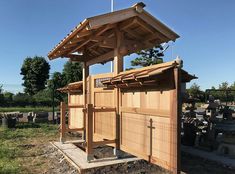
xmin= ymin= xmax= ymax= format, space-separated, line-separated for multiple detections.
xmin=0 ymin=56 xmax=82 ymax=107
xmin=187 ymin=82 xmax=235 ymax=103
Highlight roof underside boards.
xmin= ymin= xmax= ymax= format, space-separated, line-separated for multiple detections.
xmin=101 ymin=61 xmax=197 ymax=88
xmin=48 ymin=3 xmax=179 ymax=65
xmin=57 ymin=81 xmax=83 ymax=93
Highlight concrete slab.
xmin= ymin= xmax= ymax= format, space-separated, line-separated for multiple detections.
xmin=51 ymin=142 xmax=140 ymax=173
xmin=181 ymin=145 xmax=235 ymax=168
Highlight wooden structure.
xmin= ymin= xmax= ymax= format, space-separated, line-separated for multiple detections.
xmin=49 ymin=3 xmax=196 ymax=174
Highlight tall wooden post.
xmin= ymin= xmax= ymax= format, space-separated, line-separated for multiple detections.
xmin=86 ymin=104 xmax=93 ymax=161
xmin=172 ymin=67 xmax=181 ymax=174
xmin=60 ymin=102 xmax=66 ymax=143
xmin=83 ymin=61 xmax=89 ymax=141
xmin=113 ymin=28 xmax=123 ymax=156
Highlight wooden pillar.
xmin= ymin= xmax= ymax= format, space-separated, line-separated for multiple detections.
xmin=83 ymin=61 xmax=89 ymax=105
xmin=113 ymin=28 xmax=123 ymax=155
xmin=172 ymin=67 xmax=181 ymax=174
xmin=83 ymin=61 xmax=89 ymax=141
xmin=86 ymin=103 xmax=93 ymax=161
xmin=60 ymin=102 xmax=66 ymax=143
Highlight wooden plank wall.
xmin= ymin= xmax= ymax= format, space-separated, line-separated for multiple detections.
xmin=68 ymin=93 xmax=84 ymax=129
xmin=90 ymin=73 xmax=116 ymax=141
xmin=120 ymin=86 xmax=176 ymax=172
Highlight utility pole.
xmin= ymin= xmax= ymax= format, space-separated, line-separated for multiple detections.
xmin=111 ymin=0 xmax=114 ymax=12
xmin=110 ymin=0 xmax=114 ymax=72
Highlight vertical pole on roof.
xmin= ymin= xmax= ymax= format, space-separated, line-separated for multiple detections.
xmin=111 ymin=0 xmax=114 ymax=12
xmin=110 ymin=0 xmax=114 ymax=72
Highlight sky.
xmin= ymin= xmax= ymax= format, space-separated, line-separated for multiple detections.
xmin=0 ymin=0 xmax=235 ymax=93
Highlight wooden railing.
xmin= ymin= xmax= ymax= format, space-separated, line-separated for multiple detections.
xmin=60 ymin=102 xmax=85 ymax=143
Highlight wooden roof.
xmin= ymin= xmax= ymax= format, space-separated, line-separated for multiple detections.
xmin=48 ymin=3 xmax=179 ymax=65
xmin=102 ymin=60 xmax=197 ymax=88
xmin=57 ymin=81 xmax=83 ymax=93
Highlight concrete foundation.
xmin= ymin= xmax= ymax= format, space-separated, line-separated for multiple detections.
xmin=51 ymin=142 xmax=140 ymax=174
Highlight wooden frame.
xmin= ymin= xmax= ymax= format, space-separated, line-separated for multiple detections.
xmin=50 ymin=3 xmax=196 ymax=174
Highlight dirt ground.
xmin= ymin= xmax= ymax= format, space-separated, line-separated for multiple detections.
xmin=43 ymin=143 xmax=235 ymax=174
xmin=1 ymin=123 xmax=234 ymax=174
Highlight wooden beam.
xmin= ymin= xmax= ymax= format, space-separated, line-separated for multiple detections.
xmin=88 ymin=8 xmax=137 ymax=29
xmin=124 ymin=28 xmax=142 ymax=40
xmin=99 ymin=37 xmax=117 ymax=48
xmin=64 ymin=54 xmax=86 ymax=62
xmin=138 ymin=12 xmax=179 ymax=41
xmin=93 ymin=107 xmax=116 ymax=112
xmin=87 ymin=50 xmax=114 ymax=66
xmin=93 ymin=139 xmax=116 ymax=147
xmin=121 ymin=107 xmax=170 ymax=117
xmin=119 ymin=17 xmax=138 ymax=30
xmin=69 ymin=39 xmax=91 ymax=54
xmin=67 ymin=104 xmax=84 ymax=108
xmin=135 ymin=18 xmax=155 ymax=34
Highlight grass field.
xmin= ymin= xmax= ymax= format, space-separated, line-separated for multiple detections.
xmin=0 ymin=123 xmax=58 ymax=174
xmin=0 ymin=107 xmax=59 ymax=113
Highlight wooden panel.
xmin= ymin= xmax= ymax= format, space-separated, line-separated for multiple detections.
xmin=69 ymin=108 xmax=84 ymax=129
xmin=94 ymin=111 xmax=116 ymax=140
xmin=90 ymin=73 xmax=116 ymax=141
xmin=120 ymin=112 xmax=172 ymax=171
xmin=121 ymin=89 xmax=171 ymax=112
xmin=120 ymin=87 xmax=176 ymax=172
xmin=94 ymin=91 xmax=114 ymax=107
xmin=69 ymin=93 xmax=84 ymax=129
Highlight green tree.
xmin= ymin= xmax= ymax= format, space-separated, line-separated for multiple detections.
xmin=21 ymin=56 xmax=50 ymax=95
xmin=33 ymin=89 xmax=55 ymax=106
xmin=13 ymin=93 xmax=34 ymax=106
xmin=48 ymin=72 xmax=65 ymax=101
xmin=131 ymin=45 xmax=164 ymax=67
xmin=0 ymin=85 xmax=4 ymax=106
xmin=62 ymin=61 xmax=82 ymax=84
xmin=3 ymin=92 xmax=14 ymax=106
xmin=187 ymin=83 xmax=205 ymax=101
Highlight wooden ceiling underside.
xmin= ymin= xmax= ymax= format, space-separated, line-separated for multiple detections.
xmin=48 ymin=3 xmax=179 ymax=65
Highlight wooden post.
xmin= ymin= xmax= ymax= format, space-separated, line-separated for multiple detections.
xmin=172 ymin=67 xmax=181 ymax=174
xmin=60 ymin=102 xmax=66 ymax=143
xmin=83 ymin=61 xmax=89 ymax=141
xmin=86 ymin=103 xmax=93 ymax=161
xmin=113 ymin=28 xmax=123 ymax=156
xmin=148 ymin=118 xmax=155 ymax=162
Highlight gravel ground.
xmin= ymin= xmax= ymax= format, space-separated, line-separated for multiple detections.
xmin=42 ymin=144 xmax=235 ymax=174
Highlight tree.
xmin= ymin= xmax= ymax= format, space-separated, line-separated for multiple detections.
xmin=13 ymin=93 xmax=33 ymax=107
xmin=0 ymin=85 xmax=4 ymax=106
xmin=131 ymin=45 xmax=164 ymax=67
xmin=48 ymin=72 xmax=65 ymax=101
xmin=187 ymin=83 xmax=205 ymax=101
xmin=62 ymin=61 xmax=82 ymax=84
xmin=33 ymin=89 xmax=55 ymax=106
xmin=3 ymin=92 xmax=14 ymax=106
xmin=21 ymin=56 xmax=50 ymax=95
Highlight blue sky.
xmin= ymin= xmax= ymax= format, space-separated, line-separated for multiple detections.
xmin=0 ymin=0 xmax=235 ymax=93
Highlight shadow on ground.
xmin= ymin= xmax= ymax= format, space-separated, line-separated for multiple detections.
xmin=181 ymin=152 xmax=235 ymax=174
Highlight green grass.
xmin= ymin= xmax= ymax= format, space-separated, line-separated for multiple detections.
xmin=0 ymin=123 xmax=58 ymax=174
xmin=0 ymin=106 xmax=59 ymax=113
